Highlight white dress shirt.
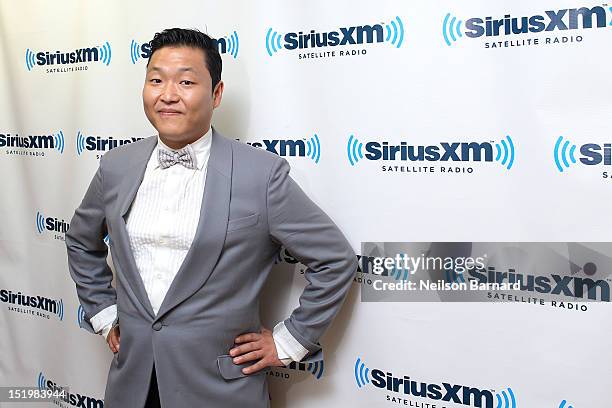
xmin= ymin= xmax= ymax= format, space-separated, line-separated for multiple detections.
xmin=90 ymin=128 xmax=308 ymax=365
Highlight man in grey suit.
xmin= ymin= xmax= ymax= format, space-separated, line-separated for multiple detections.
xmin=66 ymin=28 xmax=356 ymax=407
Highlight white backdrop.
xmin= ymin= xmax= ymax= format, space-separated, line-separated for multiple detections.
xmin=1 ymin=0 xmax=611 ymax=407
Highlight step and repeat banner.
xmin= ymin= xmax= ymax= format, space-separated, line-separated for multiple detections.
xmin=1 ymin=0 xmax=611 ymax=407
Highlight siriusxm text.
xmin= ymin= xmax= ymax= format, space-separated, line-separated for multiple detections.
xmin=372 ymin=369 xmax=494 ymax=407
xmin=365 ymin=141 xmax=494 ymax=161
xmin=246 ymin=139 xmax=307 ymax=157
xmin=35 ymin=48 xmax=100 ymax=65
xmin=43 ymin=378 xmax=103 ymax=408
xmin=465 ymin=6 xmax=607 ymax=38
xmin=0 ymin=134 xmax=56 ymax=148
xmin=0 ymin=289 xmax=60 ymax=313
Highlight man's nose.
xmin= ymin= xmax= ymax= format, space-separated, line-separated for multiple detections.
xmin=160 ymin=83 xmax=180 ymax=103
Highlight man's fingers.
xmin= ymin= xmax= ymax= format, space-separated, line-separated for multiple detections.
xmin=112 ymin=334 xmax=120 ymax=351
xmin=229 ymin=340 xmax=259 ymax=357
xmin=234 ymin=332 xmax=260 ymax=344
xmin=107 ymin=338 xmax=116 ymax=353
xmin=233 ymin=350 xmax=263 ymax=364
xmin=107 ymin=326 xmax=120 ymax=353
xmin=114 ymin=328 xmax=121 ymax=350
xmin=108 ymin=337 xmax=116 ymax=352
xmin=242 ymin=358 xmax=268 ymax=375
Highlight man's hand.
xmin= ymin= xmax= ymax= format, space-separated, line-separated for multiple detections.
xmin=229 ymin=327 xmax=284 ymax=374
xmin=106 ymin=324 xmax=120 ymax=354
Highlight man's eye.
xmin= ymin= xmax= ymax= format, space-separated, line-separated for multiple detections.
xmin=181 ymin=80 xmax=194 ymax=85
xmin=150 ymin=78 xmax=161 ymax=84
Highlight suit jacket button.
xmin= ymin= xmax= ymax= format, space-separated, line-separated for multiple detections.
xmin=152 ymin=322 xmax=163 ymax=331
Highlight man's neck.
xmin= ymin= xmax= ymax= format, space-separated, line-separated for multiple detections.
xmin=159 ymin=128 xmax=211 ymax=150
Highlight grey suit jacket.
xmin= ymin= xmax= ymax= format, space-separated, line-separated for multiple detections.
xmin=65 ymin=128 xmax=357 ymax=408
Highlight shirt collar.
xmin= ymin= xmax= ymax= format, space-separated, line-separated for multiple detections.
xmin=154 ymin=127 xmax=212 ymax=171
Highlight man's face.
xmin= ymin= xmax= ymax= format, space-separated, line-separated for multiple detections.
xmin=143 ymin=46 xmax=223 ymax=149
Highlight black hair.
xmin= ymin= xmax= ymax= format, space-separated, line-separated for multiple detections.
xmin=147 ymin=28 xmax=222 ymax=91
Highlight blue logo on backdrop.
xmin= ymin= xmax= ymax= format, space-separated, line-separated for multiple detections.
xmin=36 ymin=211 xmax=69 ymax=241
xmin=288 ymin=361 xmax=324 ymax=379
xmin=443 ymin=5 xmax=612 ymax=49
xmin=268 ymin=360 xmax=324 ymax=381
xmin=444 ymin=263 xmax=610 ymax=302
xmin=130 ymin=31 xmax=239 ymax=63
xmin=26 ymin=41 xmax=112 ymax=72
xmin=0 ymin=130 xmax=64 ymax=157
xmin=1 ymin=288 xmax=64 ymax=321
xmin=559 ymin=400 xmax=575 ymax=408
xmin=554 ymin=135 xmax=612 ymax=180
xmin=354 ymin=357 xmax=515 ymax=407
xmin=77 ymin=131 xmax=144 ymax=158
xmin=346 ymin=134 xmax=515 ymax=174
xmin=77 ymin=304 xmax=86 ymax=327
xmin=37 ymin=372 xmax=104 ymax=407
xmin=130 ymin=39 xmax=152 ymax=64
xmin=244 ymin=135 xmax=321 ymax=163
xmin=446 ymin=267 xmax=467 ymax=284
xmin=442 ymin=13 xmax=465 ymax=46
xmin=553 ymin=136 xmax=578 ymax=172
xmin=215 ymin=31 xmax=240 ymax=58
xmin=266 ymin=17 xmax=404 ymax=60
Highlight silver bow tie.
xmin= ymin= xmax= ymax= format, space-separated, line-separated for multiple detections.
xmin=158 ymin=146 xmax=196 ymax=169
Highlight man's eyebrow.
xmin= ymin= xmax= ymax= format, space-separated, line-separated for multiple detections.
xmin=147 ymin=66 xmax=196 ymax=72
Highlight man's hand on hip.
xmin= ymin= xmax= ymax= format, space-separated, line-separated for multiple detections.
xmin=230 ymin=327 xmax=284 ymax=374
xmin=106 ymin=324 xmax=120 ymax=354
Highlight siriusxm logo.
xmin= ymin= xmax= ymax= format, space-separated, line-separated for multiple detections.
xmin=245 ymin=135 xmax=321 ymax=163
xmin=347 ymin=134 xmax=515 ymax=170
xmin=269 ymin=360 xmax=324 ymax=381
xmin=0 ymin=131 xmax=65 ymax=155
xmin=559 ymin=400 xmax=575 ymax=408
xmin=1 ymin=289 xmax=64 ymax=320
xmin=554 ymin=136 xmax=612 ymax=176
xmin=77 ymin=304 xmax=86 ymax=327
xmin=216 ymin=31 xmax=240 ymax=58
xmin=354 ymin=357 xmax=515 ymax=408
xmin=25 ymin=42 xmax=112 ymax=70
xmin=37 ymin=372 xmax=103 ymax=407
xmin=76 ymin=131 xmax=144 ymax=156
xmin=443 ymin=6 xmax=611 ymax=46
xmin=287 ymin=361 xmax=324 ymax=379
xmin=266 ymin=17 xmax=404 ymax=56
xmin=36 ymin=211 xmax=69 ymax=237
xmin=129 ymin=39 xmax=152 ymax=64
xmin=448 ymin=265 xmax=610 ymax=301
xmin=130 ymin=31 xmax=239 ymax=63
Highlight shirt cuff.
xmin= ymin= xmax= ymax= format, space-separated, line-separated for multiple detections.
xmin=274 ymin=339 xmax=293 ymax=367
xmin=273 ymin=321 xmax=309 ymax=365
xmin=90 ymin=304 xmax=117 ymax=338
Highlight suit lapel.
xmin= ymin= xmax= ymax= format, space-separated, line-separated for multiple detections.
xmin=113 ymin=136 xmax=158 ymax=319
xmin=154 ymin=129 xmax=232 ymax=321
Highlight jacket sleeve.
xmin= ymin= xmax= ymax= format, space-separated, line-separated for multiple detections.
xmin=65 ymin=158 xmax=116 ymax=334
xmin=267 ymin=157 xmax=357 ymax=362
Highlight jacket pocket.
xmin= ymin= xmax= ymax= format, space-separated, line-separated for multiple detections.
xmin=216 ymin=354 xmax=269 ymax=380
xmin=226 ymin=213 xmax=259 ymax=233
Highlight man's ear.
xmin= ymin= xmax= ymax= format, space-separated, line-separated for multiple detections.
xmin=212 ymin=81 xmax=224 ymax=109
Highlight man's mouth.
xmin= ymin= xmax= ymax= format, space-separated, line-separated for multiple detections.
xmin=158 ymin=109 xmax=182 ymax=117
